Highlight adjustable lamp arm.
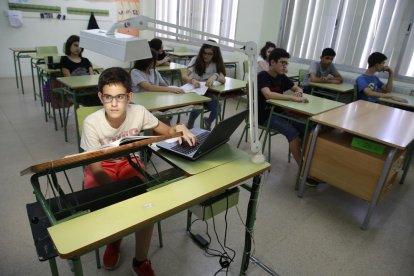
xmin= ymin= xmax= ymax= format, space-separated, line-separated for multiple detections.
xmin=94 ymin=15 xmax=264 ymax=163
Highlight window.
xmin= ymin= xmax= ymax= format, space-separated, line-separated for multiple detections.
xmin=280 ymin=0 xmax=414 ymax=78
xmin=155 ymin=0 xmax=238 ymax=46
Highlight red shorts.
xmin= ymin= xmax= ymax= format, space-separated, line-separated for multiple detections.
xmin=84 ymin=158 xmax=146 ymax=189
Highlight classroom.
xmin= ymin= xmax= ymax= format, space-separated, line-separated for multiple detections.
xmin=1 ymin=0 xmax=414 ymax=275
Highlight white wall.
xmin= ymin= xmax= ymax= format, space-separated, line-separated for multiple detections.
xmin=0 ymin=0 xmax=282 ymax=78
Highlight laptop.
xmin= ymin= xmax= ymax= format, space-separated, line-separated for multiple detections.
xmin=156 ymin=109 xmax=248 ymax=160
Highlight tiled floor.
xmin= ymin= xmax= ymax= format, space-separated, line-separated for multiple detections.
xmin=0 ymin=76 xmax=413 ymax=276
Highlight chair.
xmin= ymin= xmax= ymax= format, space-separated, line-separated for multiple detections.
xmin=298 ymin=69 xmax=308 ymax=87
xmin=235 ymin=62 xmax=249 ymax=110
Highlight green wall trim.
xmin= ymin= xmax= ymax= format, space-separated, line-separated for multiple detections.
xmin=8 ymin=3 xmax=61 ymax=13
xmin=67 ymin=7 xmax=109 ymax=17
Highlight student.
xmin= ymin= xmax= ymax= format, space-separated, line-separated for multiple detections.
xmin=302 ymin=48 xmax=343 ymax=89
xmin=149 ymin=38 xmax=170 ymax=66
xmin=257 ymin=41 xmax=276 ymax=72
xmin=131 ymin=48 xmax=184 ymax=93
xmin=182 ymin=42 xmax=226 ymax=130
xmin=80 ymin=67 xmax=196 ymax=275
xmin=257 ymin=48 xmax=308 ymax=166
xmin=356 ymin=52 xmax=407 ymax=103
xmin=60 ymin=35 xmax=100 ymax=106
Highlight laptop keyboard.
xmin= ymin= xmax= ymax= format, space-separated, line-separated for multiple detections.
xmin=171 ymin=131 xmax=209 ymax=155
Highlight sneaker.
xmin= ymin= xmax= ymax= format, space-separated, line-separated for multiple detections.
xmin=103 ymin=240 xmax=121 ymax=270
xmin=305 ymin=177 xmax=319 ymax=187
xmin=131 ymin=259 xmax=155 ymax=276
xmin=203 ymin=117 xmax=212 ymax=131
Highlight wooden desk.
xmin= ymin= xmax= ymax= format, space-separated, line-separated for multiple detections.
xmin=299 ymin=100 xmax=414 ymax=229
xmin=168 ymin=51 xmax=197 ymax=64
xmin=56 ymin=75 xmax=100 ymax=143
xmin=378 ymin=92 xmax=414 ymax=111
xmin=208 ymin=77 xmax=247 ymax=122
xmin=9 ymin=47 xmax=36 ymax=94
xmin=26 ymin=142 xmax=270 ymax=275
xmin=309 ymin=82 xmax=354 ymax=103
xmin=157 ymin=62 xmax=186 ymax=85
xmin=267 ymin=94 xmax=344 ymax=186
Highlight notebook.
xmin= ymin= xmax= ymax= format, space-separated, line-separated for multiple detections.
xmin=156 ymin=109 xmax=248 ymax=160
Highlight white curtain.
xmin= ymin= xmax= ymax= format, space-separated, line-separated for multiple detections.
xmin=282 ymin=0 xmax=414 ymax=77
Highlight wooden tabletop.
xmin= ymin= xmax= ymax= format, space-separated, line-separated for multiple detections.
xmin=9 ymin=47 xmax=36 ymax=53
xmin=378 ymin=92 xmax=414 ymax=109
xmin=309 ymin=82 xmax=354 ymax=93
xmin=57 ymin=74 xmax=100 ymax=89
xmin=153 ymin=143 xmax=248 ymax=175
xmin=311 ymin=100 xmax=414 ymax=149
xmin=267 ymin=94 xmax=344 ymax=116
xmin=26 ymin=53 xmax=62 ymax=60
xmin=132 ymin=92 xmax=210 ymax=112
xmin=157 ymin=62 xmax=187 ymax=72
xmin=168 ymin=51 xmax=197 ymax=57
xmin=208 ymin=77 xmax=247 ymax=94
xmin=47 ymin=150 xmax=270 ymax=259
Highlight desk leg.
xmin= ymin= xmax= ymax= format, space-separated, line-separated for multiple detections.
xmin=71 ymin=256 xmax=84 ymax=276
xmin=361 ymin=148 xmax=397 ymax=230
xmin=30 ymin=58 xmax=37 ymax=98
xmin=13 ymin=52 xmax=19 ymax=88
xmin=297 ymin=124 xmax=321 ymax=197
xmin=295 ymin=119 xmax=310 ymax=190
xmin=400 ymin=143 xmax=413 ymax=184
xmin=240 ymin=174 xmax=277 ymax=276
xmin=18 ymin=53 xmax=25 ymax=94
xmin=48 ymin=258 xmax=59 ymax=276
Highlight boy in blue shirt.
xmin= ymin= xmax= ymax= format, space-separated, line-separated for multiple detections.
xmin=356 ymin=52 xmax=407 ymax=103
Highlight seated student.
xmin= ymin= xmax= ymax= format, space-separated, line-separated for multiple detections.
xmin=149 ymin=38 xmax=170 ymax=66
xmin=131 ymin=48 xmax=184 ymax=94
xmin=81 ymin=67 xmax=196 ymax=275
xmin=257 ymin=41 xmax=276 ymax=72
xmin=302 ymin=48 xmax=343 ymax=91
xmin=258 ymin=48 xmax=308 ymax=167
xmin=356 ymin=52 xmax=407 ymax=103
xmin=182 ymin=41 xmax=226 ymax=130
xmin=60 ymin=35 xmax=100 ymax=106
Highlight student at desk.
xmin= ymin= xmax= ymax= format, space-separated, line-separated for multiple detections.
xmin=131 ymin=48 xmax=184 ymax=94
xmin=356 ymin=52 xmax=407 ymax=103
xmin=302 ymin=48 xmax=343 ymax=91
xmin=149 ymin=38 xmax=170 ymax=66
xmin=81 ymin=67 xmax=196 ymax=275
xmin=60 ymin=34 xmax=100 ymax=106
xmin=182 ymin=41 xmax=226 ymax=130
xmin=258 ymin=48 xmax=308 ymax=167
xmin=257 ymin=41 xmax=276 ymax=72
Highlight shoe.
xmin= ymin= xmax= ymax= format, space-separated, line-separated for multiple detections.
xmin=203 ymin=117 xmax=211 ymax=130
xmin=103 ymin=240 xmax=121 ymax=270
xmin=305 ymin=177 xmax=319 ymax=187
xmin=131 ymin=259 xmax=155 ymax=276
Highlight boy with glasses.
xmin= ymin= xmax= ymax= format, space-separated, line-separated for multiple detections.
xmin=257 ymin=48 xmax=308 ymax=167
xmin=81 ymin=67 xmax=196 ymax=275
xmin=356 ymin=52 xmax=407 ymax=103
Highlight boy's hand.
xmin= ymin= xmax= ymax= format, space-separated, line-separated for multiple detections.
xmin=292 ymin=96 xmax=309 ymax=103
xmin=383 ymin=66 xmax=393 ymax=74
xmin=175 ymin=124 xmax=197 ymax=146
xmin=391 ymin=96 xmax=408 ymax=103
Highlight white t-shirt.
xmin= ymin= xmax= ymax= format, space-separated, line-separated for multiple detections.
xmin=257 ymin=55 xmax=269 ymax=72
xmin=187 ymin=57 xmax=218 ymax=81
xmin=80 ymin=104 xmax=159 ymax=152
xmin=131 ymin=68 xmax=167 ymax=93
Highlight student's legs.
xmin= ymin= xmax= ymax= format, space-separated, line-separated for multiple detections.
xmin=268 ymin=115 xmax=301 ymax=164
xmin=134 ymin=225 xmax=154 ymax=261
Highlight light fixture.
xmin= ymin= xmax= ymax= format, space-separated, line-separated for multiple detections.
xmin=80 ymin=15 xmax=264 ymax=164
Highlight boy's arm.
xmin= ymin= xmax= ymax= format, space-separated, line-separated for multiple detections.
xmin=381 ymin=66 xmax=393 ymax=93
xmin=261 ymin=86 xmax=307 ymax=103
xmin=153 ymin=121 xmax=197 ymax=146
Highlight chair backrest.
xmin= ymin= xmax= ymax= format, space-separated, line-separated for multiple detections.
xmin=353 ymin=83 xmax=358 ymax=102
xmin=76 ymin=106 xmax=102 ymax=137
xmin=36 ymin=46 xmax=58 ymax=57
xmin=298 ymin=69 xmax=308 ymax=86
xmin=242 ymin=60 xmax=249 ymax=80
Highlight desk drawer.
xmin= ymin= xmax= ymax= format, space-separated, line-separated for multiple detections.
xmin=305 ymin=130 xmax=404 ymax=202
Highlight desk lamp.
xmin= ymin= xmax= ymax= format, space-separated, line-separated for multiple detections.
xmin=80 ymin=15 xmax=265 ymax=164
